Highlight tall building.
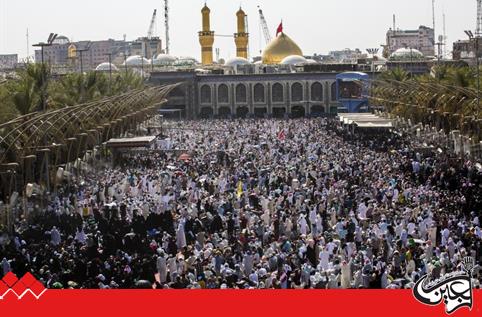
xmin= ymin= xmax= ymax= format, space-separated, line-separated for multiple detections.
xmin=0 ymin=54 xmax=18 ymax=70
xmin=129 ymin=37 xmax=163 ymax=59
xmin=453 ymin=39 xmax=482 ymax=66
xmin=386 ymin=26 xmax=435 ymax=57
xmin=198 ymin=4 xmax=215 ymax=65
xmin=33 ymin=35 xmax=164 ymax=71
xmin=234 ymin=8 xmax=249 ymax=59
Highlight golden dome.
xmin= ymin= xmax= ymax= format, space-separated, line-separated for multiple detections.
xmin=237 ymin=8 xmax=245 ymax=16
xmin=262 ymin=33 xmax=303 ymax=65
xmin=201 ymin=4 xmax=210 ymax=13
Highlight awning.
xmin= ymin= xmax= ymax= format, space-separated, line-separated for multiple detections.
xmin=106 ymin=136 xmax=156 ymax=149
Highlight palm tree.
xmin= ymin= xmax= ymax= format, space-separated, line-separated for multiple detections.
xmin=5 ymin=74 xmax=38 ymax=116
xmin=379 ymin=67 xmax=410 ymax=82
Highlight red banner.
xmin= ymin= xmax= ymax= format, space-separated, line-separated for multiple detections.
xmin=1 ymin=290 xmax=481 ymax=317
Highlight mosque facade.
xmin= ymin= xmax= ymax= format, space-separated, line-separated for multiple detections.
xmin=150 ymin=71 xmax=341 ymax=119
xmin=149 ymin=4 xmax=352 ymax=119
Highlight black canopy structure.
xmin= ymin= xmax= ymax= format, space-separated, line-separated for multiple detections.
xmin=0 ymin=84 xmax=180 ymax=199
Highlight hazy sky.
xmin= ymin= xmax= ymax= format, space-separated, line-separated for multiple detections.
xmin=0 ymin=0 xmax=475 ymax=60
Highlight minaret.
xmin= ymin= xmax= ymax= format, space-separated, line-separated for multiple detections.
xmin=199 ymin=4 xmax=215 ymax=65
xmin=234 ymin=7 xmax=249 ymax=59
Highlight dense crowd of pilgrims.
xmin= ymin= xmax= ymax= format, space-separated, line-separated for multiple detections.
xmin=1 ymin=117 xmax=480 ymax=289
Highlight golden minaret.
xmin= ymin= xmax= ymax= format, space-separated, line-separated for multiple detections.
xmin=199 ymin=4 xmax=215 ymax=65
xmin=234 ymin=8 xmax=249 ymax=59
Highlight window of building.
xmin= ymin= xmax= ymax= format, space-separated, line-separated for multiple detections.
xmin=254 ymin=84 xmax=265 ymax=103
xmin=201 ymin=85 xmax=212 ymax=104
xmin=311 ymin=82 xmax=323 ymax=101
xmin=272 ymin=83 xmax=284 ymax=103
xmin=291 ymin=82 xmax=303 ymax=102
xmin=236 ymin=84 xmax=247 ymax=103
xmin=218 ymin=84 xmax=229 ymax=103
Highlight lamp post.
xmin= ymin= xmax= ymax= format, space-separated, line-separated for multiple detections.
xmin=104 ymin=53 xmax=113 ymax=95
xmin=366 ymin=48 xmax=379 ymax=112
xmin=76 ymin=42 xmax=92 ymax=74
xmin=33 ymin=33 xmax=58 ymax=111
xmin=465 ymin=30 xmax=480 ymax=111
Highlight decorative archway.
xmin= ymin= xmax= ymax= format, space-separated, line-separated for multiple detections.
xmin=218 ymin=84 xmax=229 ymax=104
xmin=200 ymin=107 xmax=214 ymax=118
xmin=236 ymin=84 xmax=247 ymax=103
xmin=291 ymin=83 xmax=303 ymax=102
xmin=311 ymin=82 xmax=323 ymax=101
xmin=218 ymin=106 xmax=231 ymax=118
xmin=236 ymin=106 xmax=250 ymax=118
xmin=201 ymin=85 xmax=212 ymax=104
xmin=331 ymin=82 xmax=337 ymax=101
xmin=291 ymin=105 xmax=305 ymax=118
xmin=272 ymin=83 xmax=284 ymax=103
xmin=254 ymin=84 xmax=265 ymax=103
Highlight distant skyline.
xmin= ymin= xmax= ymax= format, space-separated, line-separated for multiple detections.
xmin=0 ymin=0 xmax=477 ymax=61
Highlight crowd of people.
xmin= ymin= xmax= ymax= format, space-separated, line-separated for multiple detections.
xmin=1 ymin=117 xmax=480 ymax=289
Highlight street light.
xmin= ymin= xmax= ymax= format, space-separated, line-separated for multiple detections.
xmin=33 ymin=33 xmax=58 ymax=111
xmin=104 ymin=53 xmax=113 ymax=95
xmin=366 ymin=48 xmax=379 ymax=111
xmin=465 ymin=30 xmax=480 ymax=112
xmin=76 ymin=41 xmax=92 ymax=74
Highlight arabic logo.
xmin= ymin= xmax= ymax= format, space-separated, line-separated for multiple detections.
xmin=413 ymin=257 xmax=475 ymax=314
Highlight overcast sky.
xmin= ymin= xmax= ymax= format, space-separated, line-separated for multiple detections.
xmin=0 ymin=0 xmax=475 ymax=60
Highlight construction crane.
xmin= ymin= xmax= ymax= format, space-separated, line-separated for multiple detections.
xmin=164 ymin=0 xmax=170 ymax=54
xmin=258 ymin=6 xmax=271 ymax=45
xmin=147 ymin=9 xmax=158 ymax=40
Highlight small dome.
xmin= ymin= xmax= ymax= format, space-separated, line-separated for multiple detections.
xmin=262 ymin=33 xmax=303 ymax=65
xmin=174 ymin=57 xmax=198 ymax=66
xmin=390 ymin=48 xmax=424 ymax=61
xmin=153 ymin=54 xmax=178 ymax=65
xmin=306 ymin=59 xmax=319 ymax=64
xmin=95 ymin=62 xmax=118 ymax=72
xmin=53 ymin=35 xmax=70 ymax=45
xmin=124 ymin=55 xmax=150 ymax=66
xmin=225 ymin=57 xmax=250 ymax=67
xmin=280 ymin=55 xmax=307 ymax=65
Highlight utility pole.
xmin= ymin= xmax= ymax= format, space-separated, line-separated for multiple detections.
xmin=465 ymin=30 xmax=480 ymax=112
xmin=104 ymin=53 xmax=113 ymax=94
xmin=33 ymin=33 xmax=58 ymax=112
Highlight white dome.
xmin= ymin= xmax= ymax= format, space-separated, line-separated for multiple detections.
xmin=305 ymin=59 xmax=319 ymax=64
xmin=174 ymin=57 xmax=198 ymax=66
xmin=95 ymin=62 xmax=118 ymax=72
xmin=124 ymin=55 xmax=150 ymax=66
xmin=280 ymin=55 xmax=308 ymax=65
xmin=154 ymin=54 xmax=178 ymax=65
xmin=390 ymin=48 xmax=424 ymax=60
xmin=225 ymin=57 xmax=250 ymax=67
xmin=254 ymin=60 xmax=263 ymax=65
xmin=52 ymin=35 xmax=70 ymax=45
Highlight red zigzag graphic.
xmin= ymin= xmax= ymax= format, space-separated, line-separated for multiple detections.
xmin=0 ymin=272 xmax=47 ymax=299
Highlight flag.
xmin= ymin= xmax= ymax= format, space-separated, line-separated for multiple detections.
xmin=277 ymin=129 xmax=286 ymax=141
xmin=237 ymin=181 xmax=244 ymax=198
xmin=276 ymin=22 xmax=283 ymax=36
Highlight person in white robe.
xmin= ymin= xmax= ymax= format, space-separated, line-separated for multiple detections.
xmin=298 ymin=214 xmax=308 ymax=236
xmin=157 ymin=251 xmax=168 ymax=283
xmin=1 ymin=257 xmax=11 ymax=275
xmin=75 ymin=228 xmax=87 ymax=244
xmin=176 ymin=220 xmax=187 ymax=250
xmin=51 ymin=226 xmax=61 ymax=246
xmin=340 ymin=261 xmax=351 ymax=288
